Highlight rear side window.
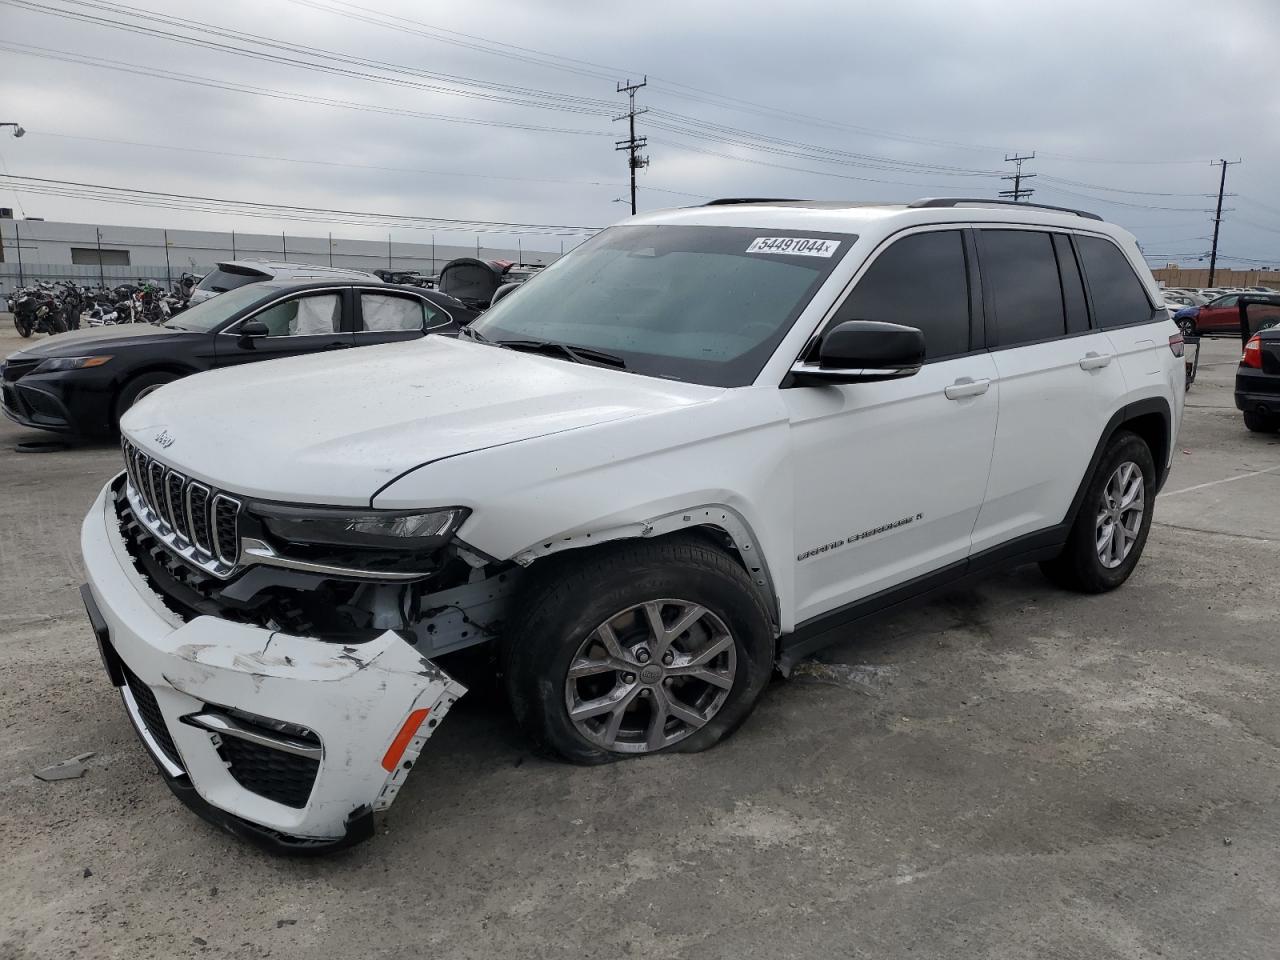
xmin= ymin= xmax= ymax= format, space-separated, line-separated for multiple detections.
xmin=361 ymin=293 xmax=439 ymax=331
xmin=198 ymin=268 xmax=264 ymax=294
xmin=833 ymin=230 xmax=970 ymax=360
xmin=977 ymin=230 xmax=1066 ymax=346
xmin=1075 ymin=236 xmax=1155 ymax=329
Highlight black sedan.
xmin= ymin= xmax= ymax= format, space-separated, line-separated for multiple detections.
xmin=2 ymin=281 xmax=476 ymax=437
xmin=1236 ymin=325 xmax=1280 ymax=432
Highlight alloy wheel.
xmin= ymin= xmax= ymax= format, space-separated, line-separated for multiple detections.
xmin=564 ymin=599 xmax=737 ymax=753
xmin=1096 ymin=461 xmax=1144 ymax=569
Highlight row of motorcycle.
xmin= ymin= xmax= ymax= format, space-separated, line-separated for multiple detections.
xmin=5 ymin=275 xmax=198 ymax=338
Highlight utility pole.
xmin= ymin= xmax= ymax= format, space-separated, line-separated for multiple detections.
xmin=328 ymin=231 xmax=333 ymax=266
xmin=163 ymin=229 xmax=172 ymax=288
xmin=999 ymin=152 xmax=1036 ymax=202
xmin=95 ymin=226 xmax=105 ymax=289
xmin=614 ymin=77 xmax=649 ymax=215
xmin=1208 ymin=158 xmax=1241 ymax=287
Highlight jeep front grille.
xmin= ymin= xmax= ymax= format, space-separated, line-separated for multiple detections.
xmin=121 ymin=439 xmax=242 ymax=577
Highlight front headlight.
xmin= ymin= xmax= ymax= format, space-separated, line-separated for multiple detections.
xmin=34 ymin=355 xmax=112 ymax=373
xmin=254 ymin=505 xmax=470 ymax=551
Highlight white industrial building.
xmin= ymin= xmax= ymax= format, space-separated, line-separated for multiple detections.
xmin=0 ymin=216 xmax=567 ymax=294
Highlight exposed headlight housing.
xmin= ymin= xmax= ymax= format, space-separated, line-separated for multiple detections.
xmin=253 ymin=505 xmax=470 ymax=552
xmin=33 ymin=355 xmax=112 ymax=373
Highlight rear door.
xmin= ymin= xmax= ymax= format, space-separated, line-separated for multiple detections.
xmin=785 ymin=227 xmax=999 ymax=623
xmin=970 ymin=228 xmax=1128 ymax=552
xmin=214 ymin=288 xmax=355 ymax=367
xmin=352 ymin=289 xmax=455 ymax=349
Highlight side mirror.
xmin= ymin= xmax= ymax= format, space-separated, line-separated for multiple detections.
xmin=238 ymin=320 xmax=269 ymax=341
xmin=790 ymin=320 xmax=925 ymax=385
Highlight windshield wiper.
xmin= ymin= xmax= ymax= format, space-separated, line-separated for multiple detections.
xmin=457 ymin=324 xmax=491 ymax=343
xmin=492 ymin=338 xmax=627 ymax=369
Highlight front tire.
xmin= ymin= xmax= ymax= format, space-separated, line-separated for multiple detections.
xmin=1177 ymin=317 xmax=1196 ymax=337
xmin=1040 ymin=430 xmax=1156 ymax=593
xmin=114 ymin=371 xmax=178 ymax=426
xmin=503 ymin=536 xmax=774 ymax=765
xmin=14 ymin=314 xmax=33 ymax=338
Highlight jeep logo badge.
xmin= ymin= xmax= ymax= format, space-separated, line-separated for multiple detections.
xmin=154 ymin=430 xmax=175 ymax=449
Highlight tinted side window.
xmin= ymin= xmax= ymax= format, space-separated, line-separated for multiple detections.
xmin=977 ymin=230 xmax=1066 ymax=346
xmin=1075 ymin=235 xmax=1155 ymax=329
xmin=833 ymin=230 xmax=970 ymax=360
xmin=1052 ymin=234 xmax=1090 ymax=334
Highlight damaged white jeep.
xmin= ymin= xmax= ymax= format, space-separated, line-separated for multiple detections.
xmin=81 ymin=198 xmax=1183 ymax=851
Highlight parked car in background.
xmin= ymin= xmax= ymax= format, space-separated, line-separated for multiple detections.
xmin=187 ymin=260 xmax=383 ymax=305
xmin=3 ymin=282 xmax=474 ymax=436
xmin=373 ymin=269 xmax=435 ymax=288
xmin=1236 ymin=324 xmax=1280 ymax=431
xmin=438 ymin=258 xmax=546 ymax=310
xmin=1174 ymin=292 xmax=1280 ymax=336
xmin=1160 ymin=289 xmax=1200 ymax=318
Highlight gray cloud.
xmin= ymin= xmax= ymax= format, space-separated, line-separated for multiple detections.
xmin=1 ymin=0 xmax=1277 ymax=265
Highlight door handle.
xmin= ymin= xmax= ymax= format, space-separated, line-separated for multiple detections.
xmin=944 ymin=377 xmax=991 ymax=400
xmin=1079 ymin=351 xmax=1113 ymax=370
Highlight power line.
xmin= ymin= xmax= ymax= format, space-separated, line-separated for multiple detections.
xmin=24 ymin=129 xmax=707 ymax=199
xmin=0 ymin=41 xmax=613 ymax=137
xmin=0 ymin=174 xmax=602 ymax=235
xmin=2 ymin=0 xmax=621 ymax=117
xmin=614 ymin=78 xmax=649 ymax=215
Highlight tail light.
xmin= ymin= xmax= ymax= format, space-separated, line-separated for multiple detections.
xmin=1168 ymin=333 xmax=1184 ymax=357
xmin=1242 ymin=335 xmax=1263 ymax=369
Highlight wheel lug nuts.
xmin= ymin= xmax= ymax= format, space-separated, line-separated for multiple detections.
xmin=635 ymin=648 xmax=650 ymax=663
xmin=661 ymin=652 xmax=674 ymax=665
xmin=622 ymin=673 xmax=636 ymax=684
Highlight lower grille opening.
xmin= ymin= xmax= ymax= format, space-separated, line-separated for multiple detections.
xmin=121 ymin=663 xmax=184 ymax=770
xmin=216 ymin=736 xmax=320 ymax=809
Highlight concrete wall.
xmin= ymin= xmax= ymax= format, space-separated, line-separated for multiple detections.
xmin=0 ymin=219 xmax=570 ymax=295
xmin=1151 ymin=265 xmax=1280 ymax=288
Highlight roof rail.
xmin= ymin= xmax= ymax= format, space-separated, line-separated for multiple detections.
xmin=703 ymin=197 xmax=806 ymax=206
xmin=908 ymin=197 xmax=1103 ymax=221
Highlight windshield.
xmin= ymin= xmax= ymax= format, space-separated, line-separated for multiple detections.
xmin=469 ymin=224 xmax=853 ymax=387
xmin=164 ymin=284 xmax=277 ymax=332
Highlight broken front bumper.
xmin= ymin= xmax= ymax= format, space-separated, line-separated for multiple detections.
xmin=79 ymin=478 xmax=465 ymax=853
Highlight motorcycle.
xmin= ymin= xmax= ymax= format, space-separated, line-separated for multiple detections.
xmin=11 ymin=282 xmax=68 ymax=337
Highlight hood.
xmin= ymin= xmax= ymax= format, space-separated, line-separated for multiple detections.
xmin=121 ymin=336 xmax=720 ymax=505
xmin=7 ymin=324 xmax=190 ymax=360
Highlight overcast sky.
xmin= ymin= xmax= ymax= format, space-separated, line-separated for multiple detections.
xmin=1 ymin=0 xmax=1278 ymax=265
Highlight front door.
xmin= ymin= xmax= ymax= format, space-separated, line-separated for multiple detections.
xmin=785 ymin=228 xmax=999 ymax=625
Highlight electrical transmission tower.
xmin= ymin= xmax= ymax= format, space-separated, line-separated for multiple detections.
xmin=1000 ymin=152 xmax=1036 ymax=202
xmin=614 ymin=77 xmax=649 ymax=215
xmin=1207 ymin=158 xmax=1241 ymax=286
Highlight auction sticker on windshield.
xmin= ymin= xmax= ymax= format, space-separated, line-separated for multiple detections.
xmin=746 ymin=237 xmax=840 ymax=257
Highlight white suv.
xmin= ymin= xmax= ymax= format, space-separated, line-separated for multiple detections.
xmin=81 ymin=198 xmax=1185 ymax=850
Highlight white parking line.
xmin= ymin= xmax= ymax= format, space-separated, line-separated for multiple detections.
xmin=1163 ymin=464 xmax=1280 ymax=497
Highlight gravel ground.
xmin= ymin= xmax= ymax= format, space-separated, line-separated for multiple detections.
xmin=0 ymin=326 xmax=1276 ymax=960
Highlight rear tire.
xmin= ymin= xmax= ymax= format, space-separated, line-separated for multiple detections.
xmin=502 ymin=536 xmax=774 ymax=765
xmin=114 ymin=372 xmax=178 ymax=426
xmin=1243 ymin=410 xmax=1277 ymax=433
xmin=1040 ymin=430 xmax=1155 ymax=594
